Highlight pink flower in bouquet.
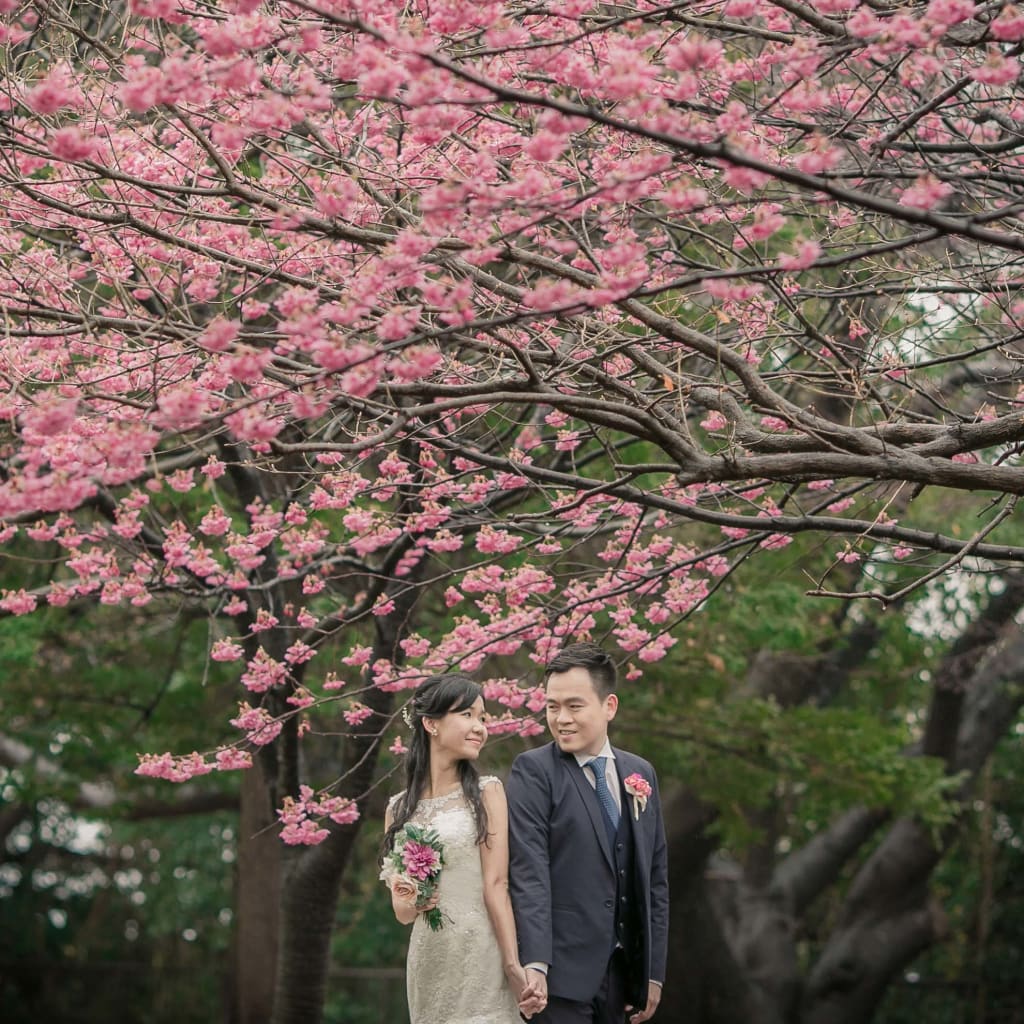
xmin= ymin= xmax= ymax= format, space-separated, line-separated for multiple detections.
xmin=402 ymin=840 xmax=441 ymax=881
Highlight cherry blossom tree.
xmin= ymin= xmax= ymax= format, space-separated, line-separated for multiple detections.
xmin=3 ymin=0 xmax=1024 ymax=1020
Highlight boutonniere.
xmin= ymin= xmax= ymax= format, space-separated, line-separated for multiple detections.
xmin=623 ymin=773 xmax=652 ymax=819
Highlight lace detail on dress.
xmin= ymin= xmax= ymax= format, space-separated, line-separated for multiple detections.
xmin=397 ymin=778 xmax=520 ymax=1024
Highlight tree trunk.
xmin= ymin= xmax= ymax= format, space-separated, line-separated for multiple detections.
xmin=269 ymin=571 xmax=420 ymax=1024
xmin=801 ymin=818 xmax=945 ymax=1024
xmin=800 ymin=627 xmax=1024 ymax=1024
xmin=669 ymin=579 xmax=1024 ymax=1024
xmin=232 ymin=754 xmax=281 ymax=1024
xmin=659 ymin=787 xmax=781 ymax=1024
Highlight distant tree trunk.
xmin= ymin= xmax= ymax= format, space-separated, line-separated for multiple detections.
xmin=232 ymin=755 xmax=281 ymax=1024
xmin=801 ymin=627 xmax=1024 ymax=1024
xmin=658 ymin=578 xmax=1024 ymax=1024
xmin=269 ymin=577 xmax=418 ymax=1024
xmin=801 ymin=817 xmax=946 ymax=1024
xmin=660 ymin=786 xmax=779 ymax=1024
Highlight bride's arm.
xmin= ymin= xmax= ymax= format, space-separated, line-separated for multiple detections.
xmin=479 ymin=781 xmax=529 ymax=987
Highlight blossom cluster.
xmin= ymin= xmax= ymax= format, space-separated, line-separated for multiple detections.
xmin=278 ymin=785 xmax=361 ymax=846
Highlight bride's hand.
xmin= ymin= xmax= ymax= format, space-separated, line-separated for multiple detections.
xmin=503 ymin=962 xmax=526 ymax=994
xmin=389 ymin=878 xmax=437 ymax=913
xmin=504 ymin=963 xmax=528 ymax=1004
xmin=414 ymin=894 xmax=439 ymax=913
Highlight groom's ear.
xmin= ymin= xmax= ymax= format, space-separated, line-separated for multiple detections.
xmin=604 ymin=693 xmax=619 ymax=721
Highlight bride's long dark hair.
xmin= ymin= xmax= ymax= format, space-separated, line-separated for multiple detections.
xmin=381 ymin=672 xmax=489 ymax=856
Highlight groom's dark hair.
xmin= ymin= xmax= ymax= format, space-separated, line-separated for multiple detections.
xmin=545 ymin=642 xmax=617 ymax=699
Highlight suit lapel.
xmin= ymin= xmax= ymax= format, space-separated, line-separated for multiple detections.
xmin=561 ymin=751 xmax=615 ymax=869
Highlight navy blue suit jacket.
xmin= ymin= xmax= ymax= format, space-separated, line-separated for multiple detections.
xmin=507 ymin=742 xmax=669 ymax=1005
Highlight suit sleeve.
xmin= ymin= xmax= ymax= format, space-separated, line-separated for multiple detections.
xmin=506 ymin=752 xmax=553 ymax=967
xmin=647 ymin=765 xmax=670 ymax=986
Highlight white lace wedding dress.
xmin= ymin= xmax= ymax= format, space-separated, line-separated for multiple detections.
xmin=388 ymin=776 xmax=522 ymax=1024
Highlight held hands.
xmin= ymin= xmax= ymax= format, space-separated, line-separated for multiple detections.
xmin=626 ymin=981 xmax=662 ymax=1023
xmin=505 ymin=964 xmax=547 ymax=1019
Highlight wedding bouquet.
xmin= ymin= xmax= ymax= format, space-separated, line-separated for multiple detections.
xmin=380 ymin=823 xmax=446 ymax=931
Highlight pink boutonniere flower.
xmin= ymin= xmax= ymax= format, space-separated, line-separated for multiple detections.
xmin=623 ymin=773 xmax=652 ymax=820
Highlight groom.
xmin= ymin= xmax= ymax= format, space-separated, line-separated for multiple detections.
xmin=507 ymin=642 xmax=668 ymax=1023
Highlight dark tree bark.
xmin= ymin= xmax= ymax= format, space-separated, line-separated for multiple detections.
xmin=801 ymin=628 xmax=1024 ymax=1024
xmin=269 ymin=577 xmax=418 ymax=1024
xmin=657 ymin=576 xmax=1024 ymax=1024
xmin=232 ymin=756 xmax=282 ymax=1024
xmin=659 ymin=788 xmax=777 ymax=1024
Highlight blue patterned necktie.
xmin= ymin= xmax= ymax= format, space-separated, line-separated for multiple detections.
xmin=588 ymin=756 xmax=620 ymax=840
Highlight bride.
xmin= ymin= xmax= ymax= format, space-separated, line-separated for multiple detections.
xmin=381 ymin=672 xmax=545 ymax=1023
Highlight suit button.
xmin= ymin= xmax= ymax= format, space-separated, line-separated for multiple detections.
xmin=604 ymin=899 xmax=613 ymax=910
xmin=616 ymin=843 xmax=623 ymax=851
xmin=620 ymin=896 xmax=628 ymax=905
xmin=619 ymin=869 xmax=626 ymax=878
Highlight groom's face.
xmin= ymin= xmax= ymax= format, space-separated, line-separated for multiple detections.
xmin=545 ymin=666 xmax=618 ymax=757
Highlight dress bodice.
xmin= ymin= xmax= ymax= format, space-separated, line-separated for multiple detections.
xmin=401 ymin=779 xmax=496 ymax=925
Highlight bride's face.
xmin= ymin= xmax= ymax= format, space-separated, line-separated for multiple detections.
xmin=429 ymin=696 xmax=488 ymax=760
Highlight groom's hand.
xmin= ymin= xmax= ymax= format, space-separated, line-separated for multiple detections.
xmin=520 ymin=968 xmax=548 ymax=1019
xmin=626 ymin=981 xmax=661 ymax=1023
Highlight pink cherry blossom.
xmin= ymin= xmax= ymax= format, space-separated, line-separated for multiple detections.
xmin=991 ymin=4 xmax=1024 ymax=39
xmin=778 ymin=240 xmax=822 ymax=270
xmin=926 ymin=0 xmax=976 ymax=27
xmin=25 ymin=65 xmax=84 ymax=113
xmin=899 ymin=175 xmax=953 ymax=210
xmin=49 ymin=126 xmax=99 ymax=162
xmin=211 ymin=639 xmax=245 ymax=662
xmin=0 ymin=0 xmax=1016 ymax=884
xmin=215 ymin=748 xmax=253 ymax=771
xmin=0 ymin=589 xmax=38 ymax=615
xmin=280 ymin=820 xmax=331 ymax=846
xmin=20 ymin=398 xmax=78 ymax=438
xmin=971 ymin=55 xmax=1020 ymax=86
xmin=343 ymin=702 xmax=374 ymax=726
xmin=230 ymin=703 xmax=284 ymax=745
xmin=240 ymin=650 xmax=289 ymax=692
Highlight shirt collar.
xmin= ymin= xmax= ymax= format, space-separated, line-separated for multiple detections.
xmin=574 ymin=738 xmax=614 ymax=769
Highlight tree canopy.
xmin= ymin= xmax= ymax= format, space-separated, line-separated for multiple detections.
xmin=2 ymin=0 xmax=1024 ymax=793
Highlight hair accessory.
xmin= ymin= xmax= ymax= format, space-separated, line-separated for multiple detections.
xmin=401 ymin=705 xmax=413 ymax=728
